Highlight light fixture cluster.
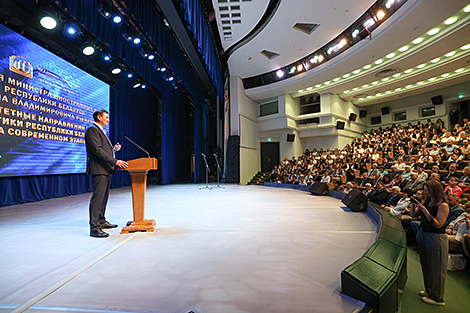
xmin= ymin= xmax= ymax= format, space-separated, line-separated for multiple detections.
xmin=295 ymin=4 xmax=470 ymax=96
xmin=243 ymin=0 xmax=408 ymax=89
xmin=354 ymin=65 xmax=470 ymax=103
xmin=37 ymin=0 xmax=180 ymax=91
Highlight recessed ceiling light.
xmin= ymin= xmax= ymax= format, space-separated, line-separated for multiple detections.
xmin=367 ymin=95 xmax=373 ymax=98
xmin=363 ymin=65 xmax=371 ymax=69
xmin=428 ymin=28 xmax=439 ymax=36
xmin=430 ymin=58 xmax=440 ymax=63
xmin=374 ymin=59 xmax=383 ymax=65
xmin=462 ymin=44 xmax=470 ymax=50
xmin=343 ymin=74 xmax=350 ymax=78
xmin=353 ymin=69 xmax=360 ymax=74
xmin=393 ymin=73 xmax=400 ymax=78
xmin=306 ymin=87 xmax=313 ymax=91
xmin=395 ymin=88 xmax=402 ymax=91
xmin=362 ymin=84 xmax=369 ymax=88
xmin=376 ymin=93 xmax=382 ymax=96
xmin=416 ymin=81 xmax=424 ymax=85
xmin=385 ymin=91 xmax=392 ymax=94
xmin=455 ymin=68 xmax=464 ymax=73
xmin=352 ymin=87 xmax=359 ymax=91
xmin=324 ymin=81 xmax=331 ymax=85
xmin=406 ymin=84 xmax=413 ymax=88
xmin=382 ymin=77 xmax=390 ymax=81
xmin=413 ymin=38 xmax=424 ymax=44
xmin=441 ymin=73 xmax=450 ymax=77
xmin=445 ymin=17 xmax=458 ymax=25
xmin=445 ymin=51 xmax=456 ymax=57
xmin=344 ymin=90 xmax=350 ymax=93
xmin=404 ymin=69 xmax=412 ymax=73
xmin=465 ymin=4 xmax=470 ymax=13
xmin=315 ymin=84 xmax=321 ymax=88
xmin=298 ymin=89 xmax=304 ymax=93
xmin=417 ymin=64 xmax=426 ymax=68
xmin=371 ymin=81 xmax=378 ymax=85
xmin=399 ymin=46 xmax=409 ymax=52
xmin=386 ymin=53 xmax=396 ymax=59
xmin=429 ymin=77 xmax=436 ymax=81
xmin=358 ymin=98 xmax=364 ymax=100
xmin=333 ymin=77 xmax=340 ymax=81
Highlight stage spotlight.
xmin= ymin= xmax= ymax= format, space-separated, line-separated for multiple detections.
xmin=121 ymin=24 xmax=134 ymax=42
xmin=276 ymin=70 xmax=284 ymax=78
xmin=148 ymin=54 xmax=155 ymax=60
xmin=127 ymin=73 xmax=133 ymax=78
xmin=40 ymin=15 xmax=58 ymax=30
xmin=160 ymin=67 xmax=167 ymax=72
xmin=67 ymin=26 xmax=77 ymax=35
xmin=141 ymin=84 xmax=146 ymax=89
xmin=133 ymin=37 xmax=141 ymax=45
xmin=111 ymin=67 xmax=121 ymax=74
xmin=167 ymin=76 xmax=174 ymax=82
xmin=98 ymin=0 xmax=113 ymax=19
xmin=297 ymin=64 xmax=303 ymax=72
xmin=113 ymin=15 xmax=122 ymax=24
xmin=376 ymin=10 xmax=385 ymax=20
xmin=103 ymin=54 xmax=111 ymax=61
xmin=133 ymin=80 xmax=141 ymax=88
xmin=82 ymin=43 xmax=96 ymax=56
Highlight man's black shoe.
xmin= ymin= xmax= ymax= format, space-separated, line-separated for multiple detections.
xmin=100 ymin=221 xmax=118 ymax=229
xmin=90 ymin=229 xmax=109 ymax=238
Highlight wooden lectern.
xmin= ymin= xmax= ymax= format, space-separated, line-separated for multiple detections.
xmin=119 ymin=158 xmax=158 ymax=234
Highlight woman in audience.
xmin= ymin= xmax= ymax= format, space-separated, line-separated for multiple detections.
xmin=444 ymin=177 xmax=463 ymax=197
xmin=410 ymin=180 xmax=449 ymax=306
xmin=382 ymin=174 xmax=394 ymax=190
xmin=446 ymin=202 xmax=470 ymax=253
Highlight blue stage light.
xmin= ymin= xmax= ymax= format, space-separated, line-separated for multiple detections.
xmin=67 ymin=27 xmax=77 ymax=35
xmin=128 ymin=73 xmax=133 ymax=78
xmin=104 ymin=55 xmax=111 ymax=61
xmin=133 ymin=37 xmax=141 ymax=45
xmin=113 ymin=16 xmax=122 ymax=24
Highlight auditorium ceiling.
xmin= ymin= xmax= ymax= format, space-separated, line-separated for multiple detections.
xmin=212 ymin=0 xmax=470 ymax=106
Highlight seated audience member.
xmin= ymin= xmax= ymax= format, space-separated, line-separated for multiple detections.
xmin=407 ymin=172 xmax=425 ymax=193
xmin=342 ymin=182 xmax=354 ymax=194
xmin=416 ymin=165 xmax=428 ymax=182
xmin=460 ymin=139 xmax=470 ymax=159
xmin=370 ymin=173 xmax=382 ymax=188
xmin=443 ymin=139 xmax=457 ymax=154
xmin=382 ymin=186 xmax=402 ymax=208
xmin=395 ymin=157 xmax=406 ymax=172
xmin=388 ymin=165 xmax=400 ymax=179
xmin=441 ymin=163 xmax=463 ymax=183
xmin=368 ymin=181 xmax=390 ymax=205
xmin=444 ymin=177 xmax=463 ymax=197
xmin=358 ymin=172 xmax=372 ymax=187
xmin=460 ymin=166 xmax=470 ymax=185
xmin=445 ymin=194 xmax=465 ymax=228
xmin=446 ymin=203 xmax=470 ymax=253
xmin=394 ymin=174 xmax=410 ymax=190
xmin=378 ymin=166 xmax=388 ymax=177
xmin=386 ymin=189 xmax=413 ymax=216
xmin=367 ymin=163 xmax=379 ymax=177
xmin=402 ymin=166 xmax=412 ymax=180
xmin=362 ymin=183 xmax=373 ymax=197
xmin=433 ymin=155 xmax=446 ymax=170
xmin=429 ymin=143 xmax=441 ymax=156
xmin=382 ymin=174 xmax=394 ymax=190
xmin=445 ymin=152 xmax=465 ymax=170
xmin=320 ymin=172 xmax=331 ymax=184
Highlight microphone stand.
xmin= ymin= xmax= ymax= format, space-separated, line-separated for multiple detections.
xmin=199 ymin=154 xmax=212 ymax=190
xmin=214 ymin=154 xmax=224 ymax=189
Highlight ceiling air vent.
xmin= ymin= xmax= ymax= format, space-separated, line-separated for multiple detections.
xmin=375 ymin=68 xmax=399 ymax=78
xmin=260 ymin=50 xmax=280 ymax=60
xmin=293 ymin=23 xmax=320 ymax=35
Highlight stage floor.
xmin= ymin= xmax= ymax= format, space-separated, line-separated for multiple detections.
xmin=0 ymin=184 xmax=377 ymax=313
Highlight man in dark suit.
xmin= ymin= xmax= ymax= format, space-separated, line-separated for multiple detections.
xmin=85 ymin=109 xmax=128 ymax=238
xmin=441 ymin=163 xmax=463 ymax=183
xmin=368 ymin=181 xmax=390 ymax=205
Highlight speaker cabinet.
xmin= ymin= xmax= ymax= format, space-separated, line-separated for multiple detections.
xmin=342 ymin=189 xmax=368 ymax=212
xmin=309 ymin=182 xmax=328 ymax=195
xmin=226 ymin=135 xmax=240 ymax=183
xmin=360 ymin=110 xmax=367 ymax=118
xmin=431 ymin=95 xmax=443 ymax=105
xmin=349 ymin=113 xmax=357 ymax=122
xmin=287 ymin=134 xmax=295 ymax=142
xmin=337 ymin=121 xmax=345 ymax=129
xmin=381 ymin=107 xmax=390 ymax=115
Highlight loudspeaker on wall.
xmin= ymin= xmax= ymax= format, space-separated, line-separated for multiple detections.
xmin=360 ymin=110 xmax=367 ymax=118
xmin=337 ymin=121 xmax=345 ymax=129
xmin=349 ymin=113 xmax=357 ymax=122
xmin=287 ymin=134 xmax=295 ymax=142
xmin=381 ymin=107 xmax=390 ymax=115
xmin=431 ymin=95 xmax=443 ymax=105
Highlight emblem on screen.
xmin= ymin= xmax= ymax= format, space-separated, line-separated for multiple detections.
xmin=9 ymin=55 xmax=33 ymax=79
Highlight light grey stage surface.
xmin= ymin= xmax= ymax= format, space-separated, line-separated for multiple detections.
xmin=0 ymin=184 xmax=377 ymax=313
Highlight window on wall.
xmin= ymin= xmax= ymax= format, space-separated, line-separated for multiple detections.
xmin=371 ymin=116 xmax=382 ymax=125
xmin=260 ymin=101 xmax=278 ymax=116
xmin=422 ymin=106 xmax=436 ymax=117
xmin=395 ymin=111 xmax=407 ymax=121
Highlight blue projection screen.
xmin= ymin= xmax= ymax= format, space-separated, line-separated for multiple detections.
xmin=0 ymin=24 xmax=110 ymax=177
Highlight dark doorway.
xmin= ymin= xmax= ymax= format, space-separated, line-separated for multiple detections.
xmin=261 ymin=142 xmax=280 ymax=172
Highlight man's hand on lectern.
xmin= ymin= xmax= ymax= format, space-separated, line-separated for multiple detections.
xmin=116 ymin=160 xmax=128 ymax=169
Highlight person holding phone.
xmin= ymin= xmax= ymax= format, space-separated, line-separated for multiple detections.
xmin=410 ymin=180 xmax=449 ymax=306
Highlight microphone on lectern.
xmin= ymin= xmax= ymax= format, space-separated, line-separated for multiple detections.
xmin=124 ymin=136 xmax=150 ymax=158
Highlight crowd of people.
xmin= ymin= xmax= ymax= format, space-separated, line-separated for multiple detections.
xmin=269 ymin=116 xmax=470 ymax=306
